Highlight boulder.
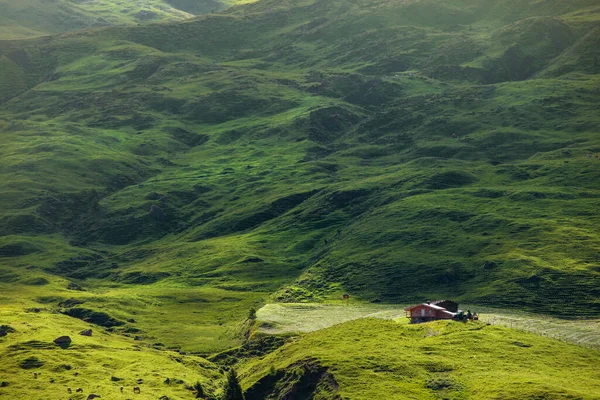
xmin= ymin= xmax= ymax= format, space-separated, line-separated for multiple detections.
xmin=87 ymin=394 xmax=101 ymax=400
xmin=80 ymin=329 xmax=92 ymax=337
xmin=0 ymin=325 xmax=15 ymax=336
xmin=53 ymin=336 xmax=72 ymax=348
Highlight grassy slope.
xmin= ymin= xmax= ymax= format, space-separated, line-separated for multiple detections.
xmin=0 ymin=0 xmax=599 ymax=360
xmin=0 ymin=298 xmax=225 ymax=399
xmin=240 ymin=319 xmax=600 ymax=399
xmin=0 ymin=0 xmax=261 ymax=40
xmin=0 ymin=0 xmax=193 ymax=40
xmin=255 ymin=303 xmax=600 ymax=350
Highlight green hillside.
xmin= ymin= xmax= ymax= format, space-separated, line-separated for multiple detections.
xmin=0 ymin=0 xmax=260 ymax=40
xmin=1 ymin=0 xmax=600 ymax=397
xmin=0 ymin=0 xmax=191 ymax=40
xmin=239 ymin=319 xmax=600 ymax=399
xmin=0 ymin=300 xmax=224 ymax=399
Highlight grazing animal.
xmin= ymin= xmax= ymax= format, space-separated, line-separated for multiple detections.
xmin=76 ymin=388 xmax=83 ymax=393
xmin=120 ymin=386 xmax=124 ymax=393
xmin=67 ymin=387 xmax=72 ymax=393
xmin=33 ymin=372 xmax=37 ymax=379
xmin=133 ymin=386 xmax=141 ymax=394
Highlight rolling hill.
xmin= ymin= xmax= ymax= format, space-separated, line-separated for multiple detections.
xmin=0 ymin=0 xmax=259 ymax=40
xmin=239 ymin=319 xmax=600 ymax=399
xmin=1 ymin=0 xmax=600 ymax=397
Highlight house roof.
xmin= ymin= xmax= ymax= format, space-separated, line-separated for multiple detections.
xmin=404 ymin=303 xmax=448 ymax=311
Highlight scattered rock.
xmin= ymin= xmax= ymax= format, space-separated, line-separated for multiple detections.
xmin=0 ymin=381 xmax=9 ymax=387
xmin=0 ymin=325 xmax=12 ymax=337
xmin=127 ymin=318 xmax=136 ymax=323
xmin=87 ymin=394 xmax=101 ymax=400
xmin=134 ymin=336 xmax=143 ymax=341
xmin=80 ymin=329 xmax=93 ymax=337
xmin=110 ymin=376 xmax=122 ymax=382
xmin=67 ymin=282 xmax=85 ymax=291
xmin=53 ymin=336 xmax=72 ymax=348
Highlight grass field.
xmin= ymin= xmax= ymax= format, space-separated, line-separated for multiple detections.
xmin=0 ymin=302 xmax=225 ymax=400
xmin=256 ymin=302 xmax=600 ymax=350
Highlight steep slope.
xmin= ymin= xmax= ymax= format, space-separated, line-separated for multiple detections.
xmin=1 ymin=0 xmax=600 ymax=360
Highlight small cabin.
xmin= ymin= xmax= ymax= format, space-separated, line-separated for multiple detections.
xmin=404 ymin=301 xmax=457 ymax=323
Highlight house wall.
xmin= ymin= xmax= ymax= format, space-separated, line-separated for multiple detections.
xmin=410 ymin=306 xmax=436 ymax=319
xmin=434 ymin=310 xmax=454 ymax=320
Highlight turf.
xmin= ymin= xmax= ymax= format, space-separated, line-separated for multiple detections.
xmin=0 ymin=301 xmax=225 ymax=399
xmin=240 ymin=318 xmax=600 ymax=399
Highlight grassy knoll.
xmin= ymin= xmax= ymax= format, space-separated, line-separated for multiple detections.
xmin=255 ymin=302 xmax=600 ymax=349
xmin=240 ymin=318 xmax=600 ymax=399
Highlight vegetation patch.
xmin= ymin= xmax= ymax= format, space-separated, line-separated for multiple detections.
xmin=61 ymin=308 xmax=124 ymax=327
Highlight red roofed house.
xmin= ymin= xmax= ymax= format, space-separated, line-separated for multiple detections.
xmin=404 ymin=300 xmax=457 ymax=323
